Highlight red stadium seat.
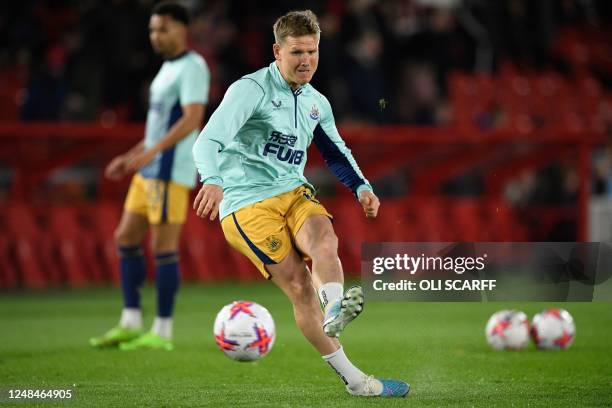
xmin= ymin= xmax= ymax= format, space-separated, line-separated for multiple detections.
xmin=327 ymin=198 xmax=368 ymax=275
xmin=83 ymin=202 xmax=122 ymax=283
xmin=372 ymin=198 xmax=418 ymax=242
xmin=182 ymin=210 xmax=229 ymax=281
xmin=484 ymin=199 xmax=527 ymax=241
xmin=413 ymin=197 xmax=453 ymax=241
xmin=4 ymin=203 xmax=49 ymax=287
xmin=0 ymin=234 xmax=18 ymax=288
xmin=46 ymin=206 xmax=93 ymax=287
xmin=449 ymin=199 xmax=487 ymax=241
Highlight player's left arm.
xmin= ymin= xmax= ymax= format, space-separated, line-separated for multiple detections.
xmin=127 ymin=57 xmax=210 ymax=171
xmin=126 ymin=103 xmax=205 ymax=171
xmin=357 ymin=189 xmax=380 ymax=218
xmin=312 ymin=95 xmax=380 ymax=218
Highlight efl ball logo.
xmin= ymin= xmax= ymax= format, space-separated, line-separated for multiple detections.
xmin=213 ymin=301 xmax=276 ymax=361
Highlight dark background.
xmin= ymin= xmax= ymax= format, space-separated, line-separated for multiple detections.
xmin=2 ymin=0 xmax=610 ymax=125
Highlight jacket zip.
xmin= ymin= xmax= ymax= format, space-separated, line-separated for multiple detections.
xmin=293 ymin=89 xmax=301 ymax=128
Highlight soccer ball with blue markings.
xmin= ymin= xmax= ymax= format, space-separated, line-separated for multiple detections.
xmin=213 ymin=300 xmax=276 ymax=361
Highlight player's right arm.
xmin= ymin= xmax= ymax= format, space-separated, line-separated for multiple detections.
xmin=192 ymin=78 xmax=264 ymax=220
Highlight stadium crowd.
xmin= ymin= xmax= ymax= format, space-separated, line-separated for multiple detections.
xmin=1 ymin=0 xmax=609 ymax=125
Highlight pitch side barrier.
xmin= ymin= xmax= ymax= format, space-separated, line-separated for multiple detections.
xmin=0 ymin=123 xmax=605 ymax=287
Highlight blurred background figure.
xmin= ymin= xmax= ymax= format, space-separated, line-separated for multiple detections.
xmin=88 ymin=1 xmax=209 ymax=350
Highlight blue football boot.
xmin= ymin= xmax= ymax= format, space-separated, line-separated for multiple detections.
xmin=348 ymin=375 xmax=410 ymax=398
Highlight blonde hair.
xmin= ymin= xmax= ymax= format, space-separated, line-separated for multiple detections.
xmin=273 ymin=10 xmax=321 ymax=44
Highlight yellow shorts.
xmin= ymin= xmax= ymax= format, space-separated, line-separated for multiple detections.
xmin=221 ymin=186 xmax=332 ymax=279
xmin=124 ymin=173 xmax=190 ymax=225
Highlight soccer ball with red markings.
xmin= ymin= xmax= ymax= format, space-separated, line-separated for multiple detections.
xmin=485 ymin=310 xmax=530 ymax=350
xmin=213 ymin=300 xmax=276 ymax=361
xmin=531 ymin=308 xmax=575 ymax=350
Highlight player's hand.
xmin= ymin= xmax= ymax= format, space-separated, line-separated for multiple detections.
xmin=358 ymin=190 xmax=380 ymax=218
xmin=104 ymin=155 xmax=128 ymax=181
xmin=126 ymin=149 xmax=157 ymax=172
xmin=194 ymin=184 xmax=223 ymax=221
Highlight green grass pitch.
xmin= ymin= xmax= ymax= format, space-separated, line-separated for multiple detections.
xmin=1 ymin=283 xmax=611 ymax=407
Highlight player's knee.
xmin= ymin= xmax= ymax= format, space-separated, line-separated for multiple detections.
xmin=286 ymin=275 xmax=315 ymax=304
xmin=114 ymin=224 xmax=146 ymax=247
xmin=151 ymin=237 xmax=179 ymax=254
xmin=114 ymin=226 xmax=133 ymax=246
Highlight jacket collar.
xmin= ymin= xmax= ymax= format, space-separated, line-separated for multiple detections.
xmin=165 ymin=50 xmax=190 ymax=62
xmin=269 ymin=61 xmax=310 ymax=95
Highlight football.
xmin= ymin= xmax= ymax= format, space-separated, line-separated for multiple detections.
xmin=213 ymin=300 xmax=276 ymax=361
xmin=531 ymin=308 xmax=575 ymax=350
xmin=485 ymin=310 xmax=530 ymax=350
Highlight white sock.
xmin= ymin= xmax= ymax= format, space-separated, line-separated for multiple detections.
xmin=318 ymin=282 xmax=343 ymax=315
xmin=151 ymin=317 xmax=173 ymax=339
xmin=322 ymin=346 xmax=365 ymax=389
xmin=119 ymin=308 xmax=142 ymax=330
